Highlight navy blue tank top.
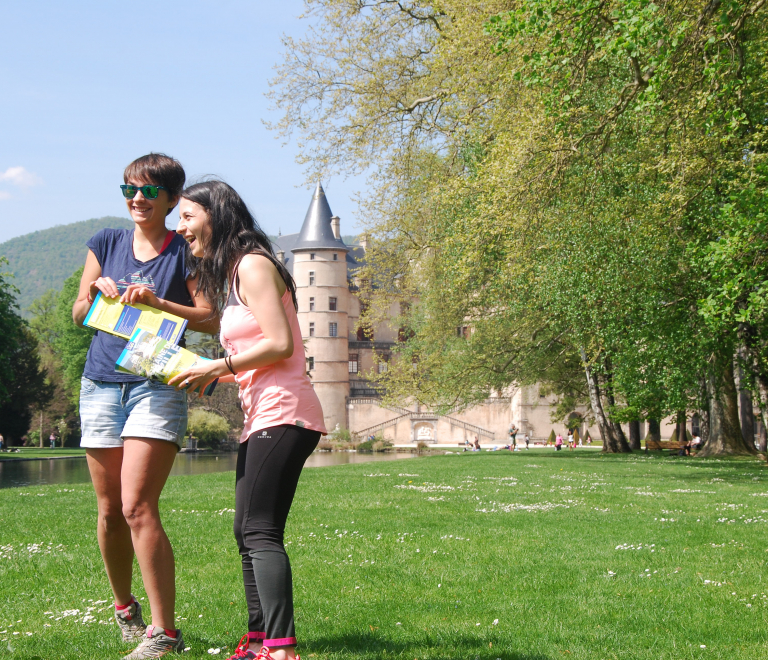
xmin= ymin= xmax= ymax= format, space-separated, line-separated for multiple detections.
xmin=83 ymin=228 xmax=193 ymax=382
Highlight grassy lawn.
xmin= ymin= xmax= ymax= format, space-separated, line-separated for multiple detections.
xmin=0 ymin=448 xmax=87 ymax=461
xmin=2 ymin=450 xmax=768 ymax=659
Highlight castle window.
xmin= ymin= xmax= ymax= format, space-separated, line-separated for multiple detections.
xmin=309 ymin=297 xmax=315 ymax=311
xmin=333 ymin=253 xmax=338 ymax=261
xmin=378 ymin=356 xmax=389 ymax=373
xmin=309 ymin=322 xmax=315 ymax=337
xmin=357 ymin=326 xmax=373 ymax=341
xmin=348 ymin=354 xmax=358 ymax=373
xmin=310 ymin=253 xmax=315 ymax=260
xmin=329 ymin=322 xmax=338 ymax=337
xmin=309 ymin=271 xmax=315 ymax=286
xmin=456 ymin=326 xmax=469 ymax=339
xmin=307 ymin=357 xmax=314 ymax=372
xmin=329 ymin=297 xmax=337 ymax=311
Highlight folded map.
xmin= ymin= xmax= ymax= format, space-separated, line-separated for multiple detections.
xmin=84 ymin=292 xmax=188 ymax=345
xmin=115 ymin=328 xmax=217 ymax=396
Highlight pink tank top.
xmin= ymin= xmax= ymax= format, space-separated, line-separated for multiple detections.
xmin=219 ymin=264 xmax=326 ymax=441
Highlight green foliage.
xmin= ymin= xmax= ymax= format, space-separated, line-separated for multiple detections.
xmin=272 ymin=0 xmax=768 ymax=454
xmin=0 ymin=257 xmax=52 ymax=442
xmin=0 ymin=324 xmax=52 ymax=443
xmin=52 ymin=267 xmax=94 ymax=407
xmin=187 ymin=409 xmax=230 ymax=448
xmin=328 ymin=427 xmax=352 ymax=443
xmin=0 ymin=216 xmax=133 ymax=313
xmin=0 ymin=259 xmax=22 ymax=403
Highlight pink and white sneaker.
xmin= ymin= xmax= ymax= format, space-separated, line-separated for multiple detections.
xmin=225 ymin=636 xmax=299 ymax=660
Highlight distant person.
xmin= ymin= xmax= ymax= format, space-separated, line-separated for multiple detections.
xmin=49 ymin=433 xmax=56 ymax=449
xmin=692 ymin=433 xmax=702 ymax=449
xmin=555 ymin=434 xmax=563 ymax=451
xmin=524 ymin=433 xmax=530 ymax=449
xmin=169 ymin=179 xmax=326 ymax=660
xmin=578 ymin=436 xmax=583 ymax=447
xmin=567 ymin=431 xmax=574 ymax=450
xmin=509 ymin=423 xmax=518 ymax=450
xmin=474 ymin=436 xmax=481 ymax=451
xmin=0 ymin=433 xmax=4 ymax=451
xmin=72 ymin=153 xmax=217 ymax=658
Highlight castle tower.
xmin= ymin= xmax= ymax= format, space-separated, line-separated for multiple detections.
xmin=292 ymin=183 xmax=350 ymax=432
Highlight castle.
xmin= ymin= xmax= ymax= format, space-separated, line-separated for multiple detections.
xmin=272 ymin=184 xmax=678 ymax=445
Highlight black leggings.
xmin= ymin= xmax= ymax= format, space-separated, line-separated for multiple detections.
xmin=234 ymin=425 xmax=320 ymax=647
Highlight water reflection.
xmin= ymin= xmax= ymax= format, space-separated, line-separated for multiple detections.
xmin=0 ymin=451 xmax=417 ymax=489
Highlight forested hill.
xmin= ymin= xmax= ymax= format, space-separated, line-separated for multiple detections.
xmin=0 ymin=216 xmax=133 ymax=313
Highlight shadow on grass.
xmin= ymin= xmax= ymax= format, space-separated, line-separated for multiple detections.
xmin=301 ymin=631 xmax=554 ymax=660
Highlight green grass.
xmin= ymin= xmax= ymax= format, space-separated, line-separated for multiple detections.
xmin=0 ymin=448 xmax=87 ymax=460
xmin=2 ymin=450 xmax=768 ymax=659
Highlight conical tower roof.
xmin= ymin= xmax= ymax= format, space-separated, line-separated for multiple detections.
xmin=291 ymin=183 xmax=348 ymax=252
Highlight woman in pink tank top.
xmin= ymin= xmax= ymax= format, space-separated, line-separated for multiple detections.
xmin=170 ymin=180 xmax=325 ymax=660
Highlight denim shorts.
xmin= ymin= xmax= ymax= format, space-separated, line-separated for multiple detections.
xmin=79 ymin=377 xmax=188 ymax=448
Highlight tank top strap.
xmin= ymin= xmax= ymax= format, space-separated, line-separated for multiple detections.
xmin=228 ymin=250 xmax=290 ymax=308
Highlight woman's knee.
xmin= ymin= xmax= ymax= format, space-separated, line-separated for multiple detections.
xmin=94 ymin=491 xmax=127 ymax=532
xmin=121 ymin=498 xmax=159 ymax=530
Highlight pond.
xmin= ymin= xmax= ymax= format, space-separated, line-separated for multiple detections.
xmin=0 ymin=451 xmax=418 ymax=489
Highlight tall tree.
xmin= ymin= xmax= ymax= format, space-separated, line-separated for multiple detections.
xmin=271 ymin=0 xmax=768 ymax=454
xmin=0 ymin=259 xmax=52 ymax=443
xmin=28 ymin=288 xmax=79 ymax=444
xmin=53 ymin=268 xmax=94 ymax=407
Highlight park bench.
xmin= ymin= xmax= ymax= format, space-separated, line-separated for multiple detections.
xmin=646 ymin=439 xmax=689 ymax=453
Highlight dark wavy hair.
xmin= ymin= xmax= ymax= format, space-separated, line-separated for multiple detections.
xmin=181 ymin=180 xmax=297 ymax=313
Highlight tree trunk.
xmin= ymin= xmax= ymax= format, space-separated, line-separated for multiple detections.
xmin=645 ymin=419 xmax=661 ymax=444
xmin=603 ymin=359 xmax=632 ymax=454
xmin=736 ymin=352 xmax=756 ymax=449
xmin=699 ymin=353 xmax=755 ymax=456
xmin=675 ymin=411 xmax=688 ymax=446
xmin=628 ymin=420 xmax=641 ymax=451
xmin=757 ymin=417 xmax=767 ymax=453
xmin=698 ymin=377 xmax=710 ymax=446
xmin=579 ymin=347 xmax=619 ymax=452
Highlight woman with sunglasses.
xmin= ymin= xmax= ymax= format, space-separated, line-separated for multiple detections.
xmin=72 ymin=154 xmax=218 ymax=659
xmin=169 ymin=180 xmax=325 ymax=660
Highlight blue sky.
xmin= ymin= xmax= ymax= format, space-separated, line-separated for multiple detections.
xmin=0 ymin=1 xmax=363 ymax=244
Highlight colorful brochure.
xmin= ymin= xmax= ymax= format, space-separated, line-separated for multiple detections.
xmin=84 ymin=292 xmax=187 ymax=345
xmin=115 ymin=328 xmax=218 ymax=396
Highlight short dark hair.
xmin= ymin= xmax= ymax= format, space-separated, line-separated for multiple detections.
xmin=124 ymin=153 xmax=185 ymax=214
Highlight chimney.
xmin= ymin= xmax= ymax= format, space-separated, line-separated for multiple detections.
xmin=359 ymin=233 xmax=368 ymax=251
xmin=330 ymin=215 xmax=341 ymax=240
xmin=277 ymin=250 xmax=285 ymax=264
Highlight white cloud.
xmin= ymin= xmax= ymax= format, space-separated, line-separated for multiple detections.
xmin=0 ymin=191 xmax=11 ymax=201
xmin=0 ymin=166 xmax=42 ymax=187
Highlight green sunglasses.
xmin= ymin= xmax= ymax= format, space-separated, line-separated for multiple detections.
xmin=120 ymin=184 xmax=167 ymax=200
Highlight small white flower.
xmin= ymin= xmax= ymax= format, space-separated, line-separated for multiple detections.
xmin=208 ymin=648 xmax=221 ymax=654
xmin=438 ymin=584 xmax=442 ymax=588
xmin=396 ymin=622 xmax=402 ymax=626
xmin=492 ymin=619 xmax=499 ymax=625
xmin=701 ymin=645 xmax=706 ymax=649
